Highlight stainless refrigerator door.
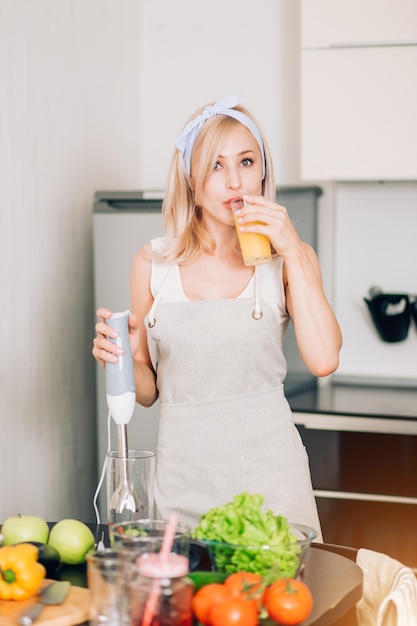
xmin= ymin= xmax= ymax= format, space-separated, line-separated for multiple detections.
xmin=93 ymin=210 xmax=164 ymax=485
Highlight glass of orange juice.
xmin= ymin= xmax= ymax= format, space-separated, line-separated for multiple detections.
xmin=231 ymin=198 xmax=271 ymax=266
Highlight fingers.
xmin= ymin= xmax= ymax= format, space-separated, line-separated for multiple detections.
xmin=242 ymin=194 xmax=286 ymax=214
xmin=92 ymin=323 xmax=121 ymax=367
xmin=96 ymin=307 xmax=113 ymax=322
xmin=92 ymin=308 xmax=119 ymax=367
xmin=92 ymin=337 xmax=119 ymax=367
xmin=96 ymin=308 xmax=138 ymax=331
xmin=92 ymin=309 xmax=139 ymax=367
xmin=236 ymin=199 xmax=285 ymax=228
xmin=128 ymin=313 xmax=139 ymax=331
xmin=248 ymin=196 xmax=292 ymax=229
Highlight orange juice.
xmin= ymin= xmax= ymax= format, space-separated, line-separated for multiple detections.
xmin=233 ymin=213 xmax=271 ymax=266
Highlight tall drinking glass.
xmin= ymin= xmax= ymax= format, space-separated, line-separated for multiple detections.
xmin=87 ymin=549 xmax=122 ymax=626
xmin=231 ymin=198 xmax=271 ymax=266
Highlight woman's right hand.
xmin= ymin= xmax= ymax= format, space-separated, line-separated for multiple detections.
xmin=92 ymin=308 xmax=139 ymax=368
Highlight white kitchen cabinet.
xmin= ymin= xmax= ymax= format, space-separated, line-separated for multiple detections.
xmin=301 ymin=46 xmax=417 ymax=180
xmin=302 ymin=0 xmax=417 ymax=48
xmin=300 ymin=0 xmax=417 ymax=181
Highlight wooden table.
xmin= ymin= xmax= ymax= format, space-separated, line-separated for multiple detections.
xmin=301 ymin=545 xmax=363 ymax=625
xmin=48 ymin=525 xmax=363 ymax=626
xmin=54 ymin=549 xmax=362 ymax=626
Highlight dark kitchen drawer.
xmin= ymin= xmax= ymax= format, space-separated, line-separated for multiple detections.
xmin=297 ymin=426 xmax=417 ymax=498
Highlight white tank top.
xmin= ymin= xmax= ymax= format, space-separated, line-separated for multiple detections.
xmin=149 ymin=237 xmax=289 ymax=326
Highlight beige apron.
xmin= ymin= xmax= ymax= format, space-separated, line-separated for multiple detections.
xmin=145 ymin=262 xmax=322 ymax=539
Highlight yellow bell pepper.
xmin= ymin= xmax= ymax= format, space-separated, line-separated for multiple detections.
xmin=0 ymin=543 xmax=46 ymax=601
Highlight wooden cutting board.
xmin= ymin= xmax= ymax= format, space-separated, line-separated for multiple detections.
xmin=0 ymin=580 xmax=92 ymax=626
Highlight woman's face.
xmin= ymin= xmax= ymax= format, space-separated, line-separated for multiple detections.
xmin=193 ymin=124 xmax=263 ymax=228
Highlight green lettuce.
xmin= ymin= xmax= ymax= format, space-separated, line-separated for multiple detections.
xmin=193 ymin=492 xmax=301 ymax=578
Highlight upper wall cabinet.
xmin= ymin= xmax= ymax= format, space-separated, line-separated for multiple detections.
xmin=302 ymin=0 xmax=417 ymax=48
xmin=300 ymin=0 xmax=417 ymax=181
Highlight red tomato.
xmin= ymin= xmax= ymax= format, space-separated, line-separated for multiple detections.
xmin=225 ymin=571 xmax=265 ymax=609
xmin=192 ymin=583 xmax=231 ymax=625
xmin=210 ymin=596 xmax=258 ymax=626
xmin=264 ymin=578 xmax=313 ymax=625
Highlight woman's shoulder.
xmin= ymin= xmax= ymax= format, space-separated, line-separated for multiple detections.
xmin=150 ymin=237 xmax=168 ymax=254
xmin=132 ymin=242 xmax=152 ymax=268
xmin=130 ymin=239 xmax=178 ymax=299
xmin=132 ymin=238 xmax=168 ymax=268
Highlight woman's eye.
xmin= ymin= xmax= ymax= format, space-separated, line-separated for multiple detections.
xmin=241 ymin=158 xmax=254 ymax=167
xmin=213 ymin=161 xmax=222 ymax=170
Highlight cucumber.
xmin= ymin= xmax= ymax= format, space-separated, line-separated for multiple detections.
xmin=187 ymin=571 xmax=228 ymax=590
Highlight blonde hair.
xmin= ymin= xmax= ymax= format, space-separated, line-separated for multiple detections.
xmin=155 ymin=103 xmax=275 ymax=264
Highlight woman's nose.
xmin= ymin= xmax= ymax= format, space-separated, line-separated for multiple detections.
xmin=225 ymin=167 xmax=242 ymax=189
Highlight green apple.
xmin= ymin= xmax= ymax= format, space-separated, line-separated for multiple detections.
xmin=48 ymin=519 xmax=95 ymax=565
xmin=1 ymin=514 xmax=49 ymax=545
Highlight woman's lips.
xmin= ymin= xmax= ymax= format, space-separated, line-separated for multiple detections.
xmin=223 ymin=196 xmax=242 ymax=209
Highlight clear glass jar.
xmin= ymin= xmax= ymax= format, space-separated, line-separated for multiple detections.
xmin=125 ymin=553 xmax=194 ymax=626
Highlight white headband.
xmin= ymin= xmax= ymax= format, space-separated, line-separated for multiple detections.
xmin=175 ymin=94 xmax=266 ymax=179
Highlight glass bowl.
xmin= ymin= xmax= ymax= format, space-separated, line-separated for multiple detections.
xmin=197 ymin=523 xmax=317 ymax=579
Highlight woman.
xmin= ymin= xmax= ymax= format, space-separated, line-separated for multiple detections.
xmin=93 ymin=95 xmax=342 ymax=537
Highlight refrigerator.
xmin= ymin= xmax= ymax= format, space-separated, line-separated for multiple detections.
xmin=92 ymin=186 xmax=321 ymax=490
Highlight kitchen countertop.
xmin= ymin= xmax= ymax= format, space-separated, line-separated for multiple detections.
xmin=287 ymin=382 xmax=417 ymax=421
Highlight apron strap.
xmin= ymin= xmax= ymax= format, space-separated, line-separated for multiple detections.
xmin=252 ymin=265 xmax=263 ymax=320
xmin=147 ymin=264 xmax=176 ymax=327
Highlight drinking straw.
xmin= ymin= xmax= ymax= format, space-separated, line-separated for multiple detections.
xmin=142 ymin=514 xmax=179 ymax=626
xmin=160 ymin=513 xmax=178 ymax=562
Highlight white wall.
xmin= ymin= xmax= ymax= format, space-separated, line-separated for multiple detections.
xmin=136 ymin=0 xmax=301 ymax=188
xmin=333 ymin=182 xmax=417 ymax=385
xmin=0 ymin=0 xmax=303 ymax=523
xmin=0 ymin=0 xmax=143 ymax=522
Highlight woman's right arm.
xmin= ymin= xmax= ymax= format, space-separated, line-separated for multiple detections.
xmin=92 ymin=244 xmax=158 ymax=408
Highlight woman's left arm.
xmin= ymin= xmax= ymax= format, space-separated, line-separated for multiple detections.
xmin=283 ymin=242 xmax=342 ymax=377
xmin=240 ymin=195 xmax=342 ymax=376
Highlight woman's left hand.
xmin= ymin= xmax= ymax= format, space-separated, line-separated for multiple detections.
xmin=238 ymin=194 xmax=301 ymax=258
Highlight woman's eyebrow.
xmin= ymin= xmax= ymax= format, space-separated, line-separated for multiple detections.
xmin=217 ymin=149 xmax=257 ymax=158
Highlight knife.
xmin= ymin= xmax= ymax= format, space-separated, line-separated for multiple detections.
xmin=18 ymin=581 xmax=71 ymax=626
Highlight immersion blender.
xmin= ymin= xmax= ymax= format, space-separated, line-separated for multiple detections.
xmin=105 ymin=311 xmax=143 ymax=522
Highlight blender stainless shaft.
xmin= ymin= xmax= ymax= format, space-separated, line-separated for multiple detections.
xmin=118 ymin=423 xmax=129 ymax=460
xmin=109 ymin=423 xmax=143 ymax=516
